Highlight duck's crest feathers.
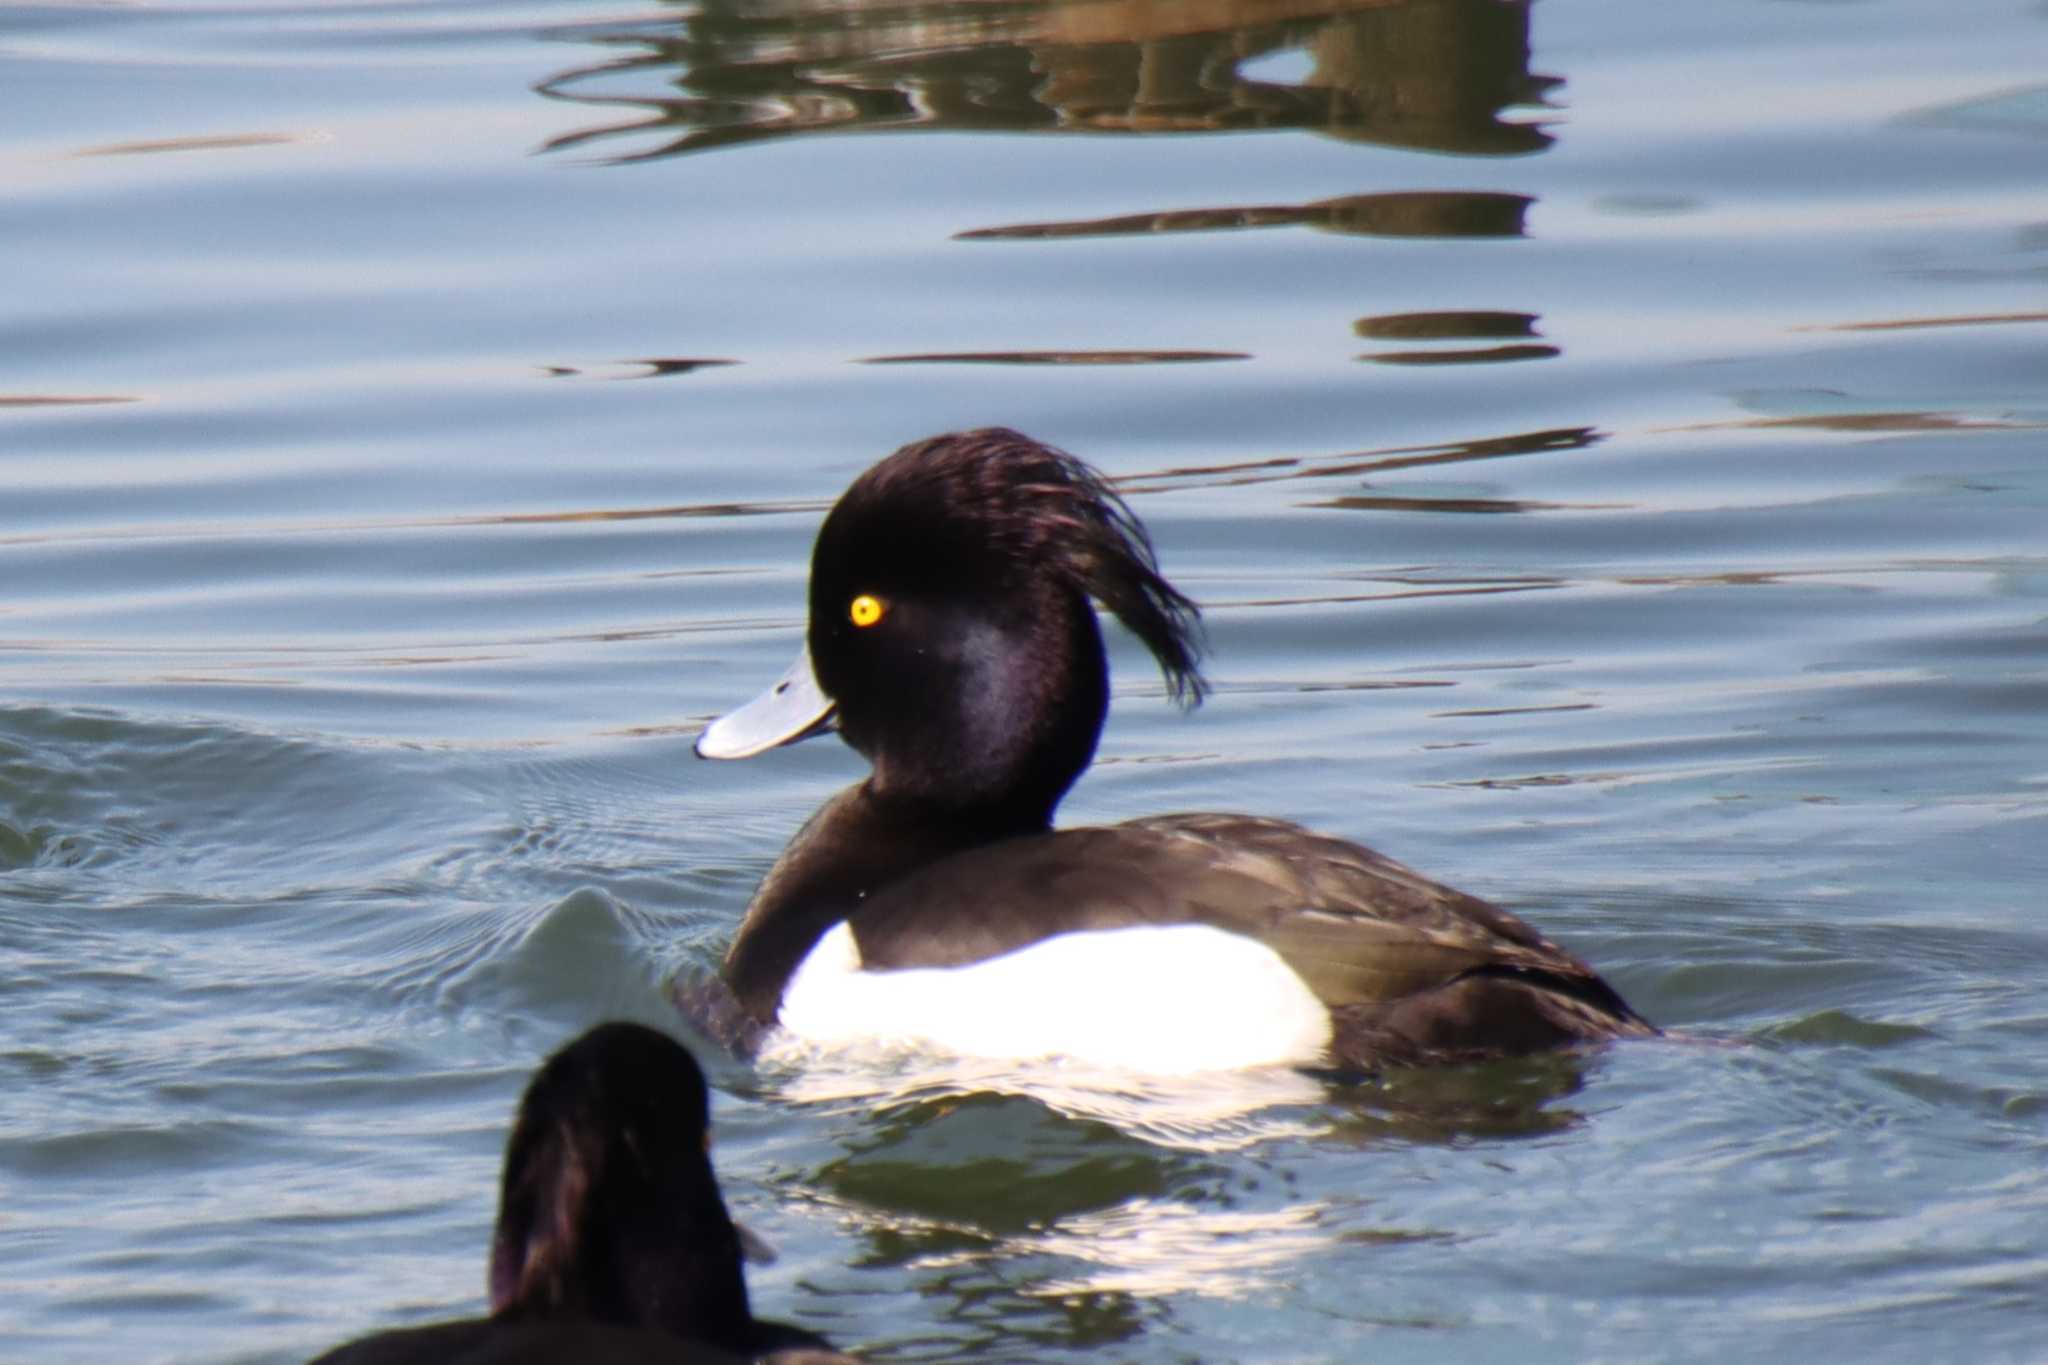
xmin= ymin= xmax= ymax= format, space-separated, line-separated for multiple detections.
xmin=844 ymin=428 xmax=1208 ymax=705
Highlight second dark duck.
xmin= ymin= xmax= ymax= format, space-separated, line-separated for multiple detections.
xmin=691 ymin=428 xmax=1654 ymax=1073
xmin=311 ymin=1022 xmax=849 ymax=1365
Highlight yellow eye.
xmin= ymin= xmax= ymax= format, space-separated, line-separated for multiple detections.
xmin=849 ymin=593 xmax=886 ymax=628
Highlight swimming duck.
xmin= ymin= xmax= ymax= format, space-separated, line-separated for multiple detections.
xmin=311 ymin=1022 xmax=850 ymax=1365
xmin=692 ymin=429 xmax=1654 ymax=1073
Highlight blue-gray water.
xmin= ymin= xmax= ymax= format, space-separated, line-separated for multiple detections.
xmin=4 ymin=0 xmax=2047 ymax=1359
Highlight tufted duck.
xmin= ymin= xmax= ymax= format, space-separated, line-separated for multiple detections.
xmin=691 ymin=429 xmax=1654 ymax=1074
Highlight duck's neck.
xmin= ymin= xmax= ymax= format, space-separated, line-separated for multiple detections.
xmin=495 ymin=1160 xmax=757 ymax=1350
xmin=600 ymin=1168 xmax=758 ymax=1349
xmin=719 ymin=782 xmax=1045 ymax=1025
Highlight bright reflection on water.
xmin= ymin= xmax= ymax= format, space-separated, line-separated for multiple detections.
xmin=3 ymin=0 xmax=2048 ymax=1360
xmin=762 ymin=1043 xmax=1336 ymax=1151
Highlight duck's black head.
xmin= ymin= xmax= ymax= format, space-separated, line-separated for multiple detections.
xmin=795 ymin=428 xmax=1204 ymax=827
xmin=487 ymin=1023 xmax=756 ymax=1350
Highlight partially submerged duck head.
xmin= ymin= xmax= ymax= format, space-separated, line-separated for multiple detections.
xmin=312 ymin=1023 xmax=847 ymax=1363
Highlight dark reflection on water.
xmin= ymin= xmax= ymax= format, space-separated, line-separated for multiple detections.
xmin=1321 ymin=1052 xmax=1593 ymax=1141
xmin=958 ymin=190 xmax=1534 ymax=241
xmin=1351 ymin=310 xmax=1556 ymax=364
xmin=1361 ymin=342 xmax=1559 ymax=365
xmin=1687 ymin=408 xmax=2043 ymax=435
xmin=862 ymin=348 xmax=1251 ymax=365
xmin=0 ymin=394 xmax=137 ymax=407
xmin=1309 ymin=491 xmax=1552 ymax=513
xmin=543 ymin=357 xmax=740 ymax=380
xmin=538 ymin=0 xmax=1556 ymax=162
xmin=1356 ymin=310 xmax=1540 ymax=340
xmin=822 ymin=1094 xmax=1192 ymax=1233
xmin=75 ymin=132 xmax=301 ymax=157
xmin=1809 ymin=310 xmax=2048 ymax=333
xmin=811 ymin=1095 xmax=1180 ymax=1353
xmin=1118 ymin=424 xmax=1604 ymax=496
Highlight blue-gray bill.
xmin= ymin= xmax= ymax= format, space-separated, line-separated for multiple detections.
xmin=695 ymin=647 xmax=837 ymax=759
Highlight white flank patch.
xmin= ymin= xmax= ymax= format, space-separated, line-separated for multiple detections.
xmin=772 ymin=920 xmax=1332 ymax=1075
